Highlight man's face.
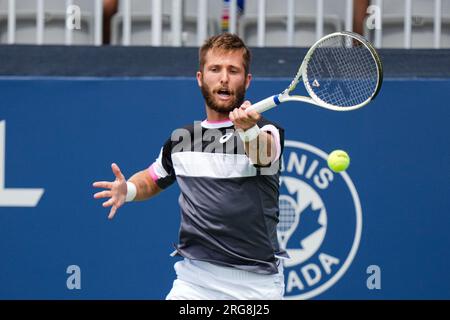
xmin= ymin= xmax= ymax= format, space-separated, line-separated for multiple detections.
xmin=197 ymin=49 xmax=252 ymax=115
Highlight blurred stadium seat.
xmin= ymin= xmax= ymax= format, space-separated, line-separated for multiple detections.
xmin=0 ymin=0 xmax=97 ymax=45
xmin=110 ymin=0 xmax=172 ymax=46
xmin=239 ymin=0 xmax=345 ymax=47
xmin=365 ymin=0 xmax=450 ymax=48
xmin=111 ymin=0 xmax=221 ymax=46
xmin=182 ymin=0 xmax=222 ymax=46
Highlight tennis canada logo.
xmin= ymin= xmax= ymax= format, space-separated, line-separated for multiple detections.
xmin=279 ymin=140 xmax=362 ymax=299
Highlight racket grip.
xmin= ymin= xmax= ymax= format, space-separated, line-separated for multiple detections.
xmin=246 ymin=95 xmax=280 ymax=114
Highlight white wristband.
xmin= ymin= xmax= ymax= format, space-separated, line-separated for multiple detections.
xmin=125 ymin=181 xmax=137 ymax=202
xmin=238 ymin=124 xmax=260 ymax=142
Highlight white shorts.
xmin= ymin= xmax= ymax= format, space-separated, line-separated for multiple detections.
xmin=166 ymin=258 xmax=285 ymax=300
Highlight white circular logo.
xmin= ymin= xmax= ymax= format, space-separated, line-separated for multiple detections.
xmin=280 ymin=140 xmax=362 ymax=300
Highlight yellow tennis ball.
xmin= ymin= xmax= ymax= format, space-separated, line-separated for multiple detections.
xmin=327 ymin=150 xmax=350 ymax=173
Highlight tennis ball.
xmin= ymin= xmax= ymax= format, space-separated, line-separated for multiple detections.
xmin=327 ymin=150 xmax=350 ymax=173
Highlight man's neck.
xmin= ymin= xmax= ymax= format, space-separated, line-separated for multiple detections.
xmin=205 ymin=106 xmax=230 ymax=122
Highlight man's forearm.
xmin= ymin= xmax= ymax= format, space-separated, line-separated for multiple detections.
xmin=128 ymin=169 xmax=162 ymax=201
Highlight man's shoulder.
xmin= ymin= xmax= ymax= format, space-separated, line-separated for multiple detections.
xmin=168 ymin=122 xmax=199 ymax=137
xmin=178 ymin=122 xmax=198 ymax=131
xmin=163 ymin=121 xmax=205 ymax=146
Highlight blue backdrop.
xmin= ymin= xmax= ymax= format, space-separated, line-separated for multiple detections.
xmin=0 ymin=77 xmax=449 ymax=299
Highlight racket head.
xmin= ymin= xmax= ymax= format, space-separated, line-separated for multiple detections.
xmin=277 ymin=195 xmax=300 ymax=247
xmin=299 ymin=31 xmax=383 ymax=111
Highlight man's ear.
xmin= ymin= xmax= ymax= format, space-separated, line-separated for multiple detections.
xmin=196 ymin=71 xmax=203 ymax=87
xmin=245 ymin=73 xmax=252 ymax=90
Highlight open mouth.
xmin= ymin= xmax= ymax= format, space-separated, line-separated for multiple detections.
xmin=216 ymin=88 xmax=232 ymax=100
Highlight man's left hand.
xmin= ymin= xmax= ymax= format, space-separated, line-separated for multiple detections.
xmin=229 ymin=100 xmax=261 ymax=131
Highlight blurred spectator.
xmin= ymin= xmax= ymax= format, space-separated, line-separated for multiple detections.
xmin=103 ymin=0 xmax=118 ymax=44
xmin=353 ymin=0 xmax=369 ymax=35
xmin=221 ymin=0 xmax=245 ymax=32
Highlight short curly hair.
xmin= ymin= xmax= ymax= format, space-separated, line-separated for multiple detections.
xmin=199 ymin=33 xmax=251 ymax=75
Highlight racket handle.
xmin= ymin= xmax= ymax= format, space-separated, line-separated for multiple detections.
xmin=246 ymin=95 xmax=280 ymax=114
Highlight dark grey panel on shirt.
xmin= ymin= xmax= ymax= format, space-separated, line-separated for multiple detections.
xmin=174 ymin=174 xmax=285 ymax=275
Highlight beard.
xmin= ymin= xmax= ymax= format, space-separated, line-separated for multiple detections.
xmin=200 ymin=79 xmax=246 ymax=115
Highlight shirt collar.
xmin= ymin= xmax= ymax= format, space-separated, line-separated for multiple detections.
xmin=201 ymin=119 xmax=234 ymax=129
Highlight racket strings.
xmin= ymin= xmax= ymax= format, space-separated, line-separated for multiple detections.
xmin=278 ymin=198 xmax=298 ymax=234
xmin=306 ymin=34 xmax=379 ymax=107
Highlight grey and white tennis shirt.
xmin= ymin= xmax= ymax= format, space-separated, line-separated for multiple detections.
xmin=148 ymin=117 xmax=288 ymax=275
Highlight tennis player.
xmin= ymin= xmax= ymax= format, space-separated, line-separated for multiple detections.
xmin=93 ymin=33 xmax=287 ymax=300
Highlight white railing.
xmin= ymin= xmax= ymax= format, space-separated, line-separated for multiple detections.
xmin=374 ymin=0 xmax=383 ymax=47
xmin=345 ymin=0 xmax=353 ymax=32
xmin=171 ymin=0 xmax=182 ymax=46
xmin=94 ymin=0 xmax=102 ymax=45
xmin=1 ymin=0 xmax=448 ymax=48
xmin=197 ymin=0 xmax=208 ymax=46
xmin=372 ymin=0 xmax=446 ymax=48
xmin=4 ymin=0 xmax=103 ymax=45
xmin=7 ymin=0 xmax=15 ymax=44
xmin=122 ymin=0 xmax=131 ymax=45
xmin=434 ymin=0 xmax=442 ymax=48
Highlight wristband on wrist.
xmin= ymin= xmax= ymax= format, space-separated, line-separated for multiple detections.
xmin=125 ymin=181 xmax=137 ymax=202
xmin=238 ymin=124 xmax=260 ymax=142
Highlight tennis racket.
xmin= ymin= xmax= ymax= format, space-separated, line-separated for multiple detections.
xmin=277 ymin=195 xmax=301 ymax=249
xmin=247 ymin=31 xmax=383 ymax=113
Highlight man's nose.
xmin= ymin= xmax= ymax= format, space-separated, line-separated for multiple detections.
xmin=219 ymin=70 xmax=229 ymax=84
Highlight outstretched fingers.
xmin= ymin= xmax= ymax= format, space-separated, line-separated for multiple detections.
xmin=102 ymin=198 xmax=115 ymax=208
xmin=94 ymin=163 xmax=126 ymax=220
xmin=93 ymin=190 xmax=112 ymax=199
xmin=92 ymin=181 xmax=113 ymax=189
xmin=111 ymin=163 xmax=125 ymax=181
xmin=108 ymin=206 xmax=118 ymax=220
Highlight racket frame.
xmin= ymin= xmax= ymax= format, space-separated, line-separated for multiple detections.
xmin=248 ymin=31 xmax=383 ymax=113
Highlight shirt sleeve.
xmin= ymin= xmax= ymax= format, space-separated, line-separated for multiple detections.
xmin=256 ymin=117 xmax=285 ymax=164
xmin=148 ymin=138 xmax=176 ymax=189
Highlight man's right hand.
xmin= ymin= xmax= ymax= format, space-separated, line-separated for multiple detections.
xmin=93 ymin=163 xmax=127 ymax=220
